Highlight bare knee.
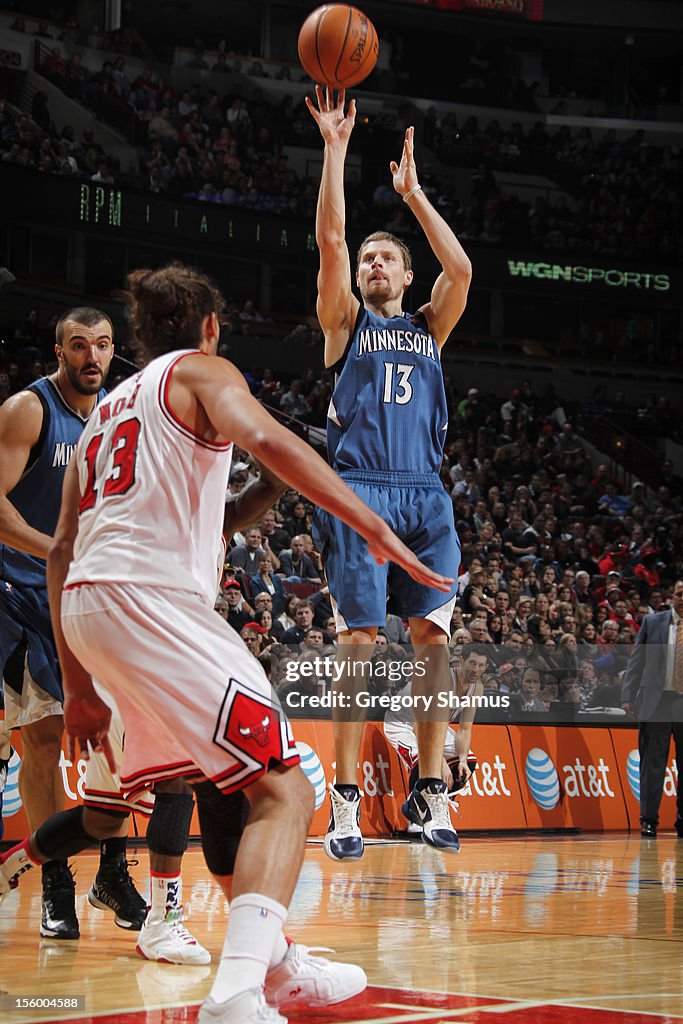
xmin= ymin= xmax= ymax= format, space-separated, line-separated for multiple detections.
xmin=21 ymin=715 xmax=64 ymax=767
xmin=339 ymin=628 xmax=377 ymax=648
xmin=408 ymin=619 xmax=447 ymax=647
xmin=290 ymin=766 xmax=315 ymax=824
xmin=83 ymin=807 xmax=130 ymax=839
xmin=247 ymin=765 xmax=314 ymax=828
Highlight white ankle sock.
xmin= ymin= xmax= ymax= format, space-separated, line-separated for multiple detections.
xmin=268 ymin=931 xmax=289 ymax=969
xmin=210 ymin=893 xmax=287 ymax=1004
xmin=148 ymin=870 xmax=181 ymax=922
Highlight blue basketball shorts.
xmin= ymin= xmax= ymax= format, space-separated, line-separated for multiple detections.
xmin=312 ymin=471 xmax=460 ymax=634
xmin=0 ymin=581 xmax=63 ymax=727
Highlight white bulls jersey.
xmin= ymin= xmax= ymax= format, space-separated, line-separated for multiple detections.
xmin=66 ymin=350 xmax=233 ymax=606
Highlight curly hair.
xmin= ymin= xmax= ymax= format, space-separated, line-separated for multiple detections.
xmin=126 ymin=262 xmax=228 ymax=362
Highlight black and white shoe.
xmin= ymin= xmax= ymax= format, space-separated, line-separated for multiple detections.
xmin=41 ymin=861 xmax=79 ymax=940
xmin=402 ymin=779 xmax=460 ymax=852
xmin=88 ymin=855 xmax=147 ymax=930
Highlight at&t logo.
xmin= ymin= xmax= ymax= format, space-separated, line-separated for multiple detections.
xmin=296 ymin=742 xmax=326 ymax=809
xmin=626 ymin=749 xmax=678 ymax=802
xmin=526 ymin=748 xmax=560 ymax=809
xmin=458 ymin=756 xmax=511 ymax=798
xmin=526 ymin=748 xmax=616 ymax=810
xmin=1 ymin=749 xmax=22 ymax=817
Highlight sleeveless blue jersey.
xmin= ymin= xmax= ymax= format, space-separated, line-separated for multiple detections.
xmin=326 ymin=307 xmax=447 ymax=475
xmin=0 ymin=378 xmax=105 ymax=589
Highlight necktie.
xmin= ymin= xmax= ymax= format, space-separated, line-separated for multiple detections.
xmin=673 ymin=620 xmax=683 ymax=694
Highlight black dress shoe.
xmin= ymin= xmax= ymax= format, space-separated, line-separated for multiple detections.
xmin=640 ymin=821 xmax=657 ymax=838
xmin=675 ymin=820 xmax=683 ymax=838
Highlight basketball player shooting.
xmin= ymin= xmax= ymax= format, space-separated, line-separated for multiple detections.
xmin=45 ymin=263 xmax=451 ymax=1024
xmin=306 ymin=87 xmax=473 ymax=859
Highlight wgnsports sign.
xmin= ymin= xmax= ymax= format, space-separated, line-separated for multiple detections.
xmin=507 ymin=260 xmax=670 ymax=292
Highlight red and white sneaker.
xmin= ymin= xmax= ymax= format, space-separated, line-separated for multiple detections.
xmin=265 ymin=943 xmax=367 ymax=1010
xmin=136 ymin=908 xmax=211 ymax=965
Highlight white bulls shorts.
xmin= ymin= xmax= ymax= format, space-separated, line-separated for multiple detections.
xmin=384 ymin=719 xmax=459 ymax=771
xmin=83 ymin=683 xmax=155 ymax=816
xmin=62 ymin=582 xmax=299 ymax=802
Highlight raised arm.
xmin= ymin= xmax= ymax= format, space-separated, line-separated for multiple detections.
xmin=305 ymin=87 xmax=360 ymax=367
xmin=0 ymin=391 xmax=51 ymax=558
xmin=390 ymin=127 xmax=472 ymax=347
xmin=184 ymin=357 xmax=452 ymax=593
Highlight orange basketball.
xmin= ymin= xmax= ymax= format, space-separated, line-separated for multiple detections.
xmin=298 ymin=4 xmax=379 ymax=89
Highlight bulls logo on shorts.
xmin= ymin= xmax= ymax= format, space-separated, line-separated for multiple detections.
xmin=212 ymin=678 xmax=299 ymax=792
xmin=237 ymin=705 xmax=272 ymax=749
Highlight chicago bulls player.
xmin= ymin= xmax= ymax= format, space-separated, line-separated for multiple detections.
xmin=44 ymin=263 xmax=453 ymax=1024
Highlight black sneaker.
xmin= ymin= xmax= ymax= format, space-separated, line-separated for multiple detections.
xmin=41 ymin=861 xmax=79 ymax=940
xmin=88 ymin=855 xmax=147 ymax=930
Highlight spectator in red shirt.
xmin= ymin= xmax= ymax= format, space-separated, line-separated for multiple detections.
xmin=633 ymin=547 xmax=661 ymax=589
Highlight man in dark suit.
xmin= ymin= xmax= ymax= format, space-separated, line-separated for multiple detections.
xmin=622 ymin=578 xmax=683 ymax=837
xmin=509 ymin=667 xmax=547 ymax=714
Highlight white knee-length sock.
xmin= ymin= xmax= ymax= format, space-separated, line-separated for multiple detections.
xmin=209 ymin=893 xmax=287 ymax=1004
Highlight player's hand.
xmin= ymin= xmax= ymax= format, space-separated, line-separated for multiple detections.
xmin=390 ymin=126 xmax=419 ymax=198
xmin=305 ymin=86 xmax=356 ymax=147
xmin=456 ymin=756 xmax=472 ymax=784
xmin=442 ymin=759 xmax=454 ymax=790
xmin=366 ymin=524 xmax=454 ymax=593
xmin=64 ymin=691 xmax=116 ymax=773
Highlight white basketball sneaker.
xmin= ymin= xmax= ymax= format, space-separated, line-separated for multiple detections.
xmin=323 ymin=784 xmax=364 ymax=861
xmin=265 ymin=943 xmax=367 ymax=1010
xmin=198 ymin=987 xmax=286 ymax=1024
xmin=136 ymin=908 xmax=211 ymax=965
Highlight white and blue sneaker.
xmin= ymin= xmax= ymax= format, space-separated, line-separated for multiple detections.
xmin=323 ymin=785 xmax=363 ymax=861
xmin=401 ymin=779 xmax=460 ymax=852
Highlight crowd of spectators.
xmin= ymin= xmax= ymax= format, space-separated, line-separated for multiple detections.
xmin=426 ymin=116 xmax=682 ymax=263
xmin=207 ymin=376 xmax=683 ymax=721
xmin=2 ymin=32 xmax=677 ymax=264
xmin=9 ymin=14 xmax=151 ymax=59
xmin=2 ymin=303 xmax=682 ymax=718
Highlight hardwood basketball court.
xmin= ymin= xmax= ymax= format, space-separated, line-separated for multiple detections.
xmin=1 ymin=833 xmax=681 ymax=1023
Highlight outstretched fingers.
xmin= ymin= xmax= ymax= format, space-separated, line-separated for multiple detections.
xmin=412 ymin=564 xmax=455 ymax=593
xmin=93 ymin=734 xmax=117 ymax=774
xmin=404 ymin=126 xmax=415 ymax=162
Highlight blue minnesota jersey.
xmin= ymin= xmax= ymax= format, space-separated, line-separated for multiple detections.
xmin=327 ymin=307 xmax=447 ymax=475
xmin=0 ymin=378 xmax=105 ymax=589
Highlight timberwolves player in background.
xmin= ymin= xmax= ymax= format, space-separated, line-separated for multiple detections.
xmin=0 ymin=310 xmax=198 ymax=953
xmin=306 ymin=87 xmax=473 ymax=858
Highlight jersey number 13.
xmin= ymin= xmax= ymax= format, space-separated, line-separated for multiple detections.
xmin=382 ymin=363 xmax=414 ymax=405
xmin=79 ymin=418 xmax=141 ymax=513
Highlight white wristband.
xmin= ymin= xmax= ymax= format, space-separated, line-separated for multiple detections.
xmin=402 ymin=184 xmax=422 ymax=203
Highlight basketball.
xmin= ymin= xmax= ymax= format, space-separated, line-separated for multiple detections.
xmin=298 ymin=4 xmax=379 ymax=89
